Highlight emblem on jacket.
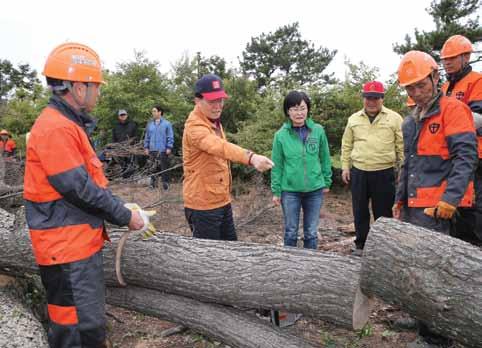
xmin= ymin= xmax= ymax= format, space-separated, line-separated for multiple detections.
xmin=455 ymin=91 xmax=465 ymax=100
xmin=429 ymin=123 xmax=440 ymax=134
xmin=306 ymin=138 xmax=319 ymax=153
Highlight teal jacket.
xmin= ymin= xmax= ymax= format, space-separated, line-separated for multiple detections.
xmin=271 ymin=118 xmax=332 ymax=196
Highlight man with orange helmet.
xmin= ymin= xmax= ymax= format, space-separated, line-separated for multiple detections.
xmin=441 ymin=35 xmax=482 ymax=243
xmin=0 ymin=129 xmax=16 ymax=157
xmin=394 ymin=50 xmax=477 ymax=235
xmin=24 ymin=43 xmax=145 ymax=348
xmin=394 ymin=50 xmax=477 ymax=347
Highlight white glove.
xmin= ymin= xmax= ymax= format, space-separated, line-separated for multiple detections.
xmin=124 ymin=203 xmax=156 ymax=237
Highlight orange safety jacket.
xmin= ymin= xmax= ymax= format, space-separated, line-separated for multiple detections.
xmin=24 ymin=96 xmax=131 ymax=266
xmin=182 ymin=104 xmax=250 ymax=210
xmin=0 ymin=138 xmax=16 ymax=156
xmin=396 ymin=94 xmax=477 ymax=208
xmin=442 ymin=69 xmax=482 ymax=158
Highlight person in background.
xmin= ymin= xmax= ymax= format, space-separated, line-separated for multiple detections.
xmin=440 ymin=34 xmax=482 ymax=244
xmin=182 ymin=73 xmax=273 ymax=241
xmin=112 ymin=109 xmax=138 ymax=178
xmin=341 ymin=81 xmax=404 ymax=256
xmin=271 ymin=90 xmax=332 ymax=250
xmin=144 ymin=105 xmax=174 ymax=190
xmin=0 ymin=129 xmax=16 ymax=157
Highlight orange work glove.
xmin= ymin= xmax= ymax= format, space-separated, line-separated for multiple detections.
xmin=423 ymin=201 xmax=457 ymax=220
xmin=392 ymin=201 xmax=404 ymax=220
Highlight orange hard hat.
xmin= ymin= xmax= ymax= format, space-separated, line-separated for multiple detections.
xmin=440 ymin=35 xmax=473 ymax=59
xmin=406 ymin=96 xmax=416 ymax=107
xmin=43 ymin=42 xmax=104 ymax=84
xmin=398 ymin=51 xmax=438 ymax=87
xmin=0 ymin=129 xmax=9 ymax=136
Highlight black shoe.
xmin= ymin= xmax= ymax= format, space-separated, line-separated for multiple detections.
xmin=162 ymin=182 xmax=169 ymax=191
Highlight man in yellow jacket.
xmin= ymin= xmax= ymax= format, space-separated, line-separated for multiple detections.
xmin=341 ymin=81 xmax=404 ymax=255
xmin=182 ymin=74 xmax=273 ymax=240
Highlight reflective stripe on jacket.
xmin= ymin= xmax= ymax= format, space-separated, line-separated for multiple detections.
xmin=396 ymin=94 xmax=477 ymax=208
xmin=442 ymin=70 xmax=482 ymax=158
xmin=182 ymin=104 xmax=249 ymax=210
xmin=24 ymin=97 xmax=131 ymax=266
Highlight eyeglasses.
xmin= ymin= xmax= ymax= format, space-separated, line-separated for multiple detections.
xmin=288 ymin=106 xmax=307 ymax=113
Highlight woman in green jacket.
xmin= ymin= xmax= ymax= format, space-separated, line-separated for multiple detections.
xmin=271 ymin=91 xmax=332 ymax=249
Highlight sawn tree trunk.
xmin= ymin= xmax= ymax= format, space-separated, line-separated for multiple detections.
xmin=360 ymin=217 xmax=482 ymax=348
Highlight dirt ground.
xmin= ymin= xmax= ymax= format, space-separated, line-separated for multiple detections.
xmin=106 ymin=178 xmax=424 ymax=348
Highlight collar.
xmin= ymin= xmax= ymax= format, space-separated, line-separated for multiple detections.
xmin=360 ymin=106 xmax=387 ymax=118
xmin=414 ymin=92 xmax=443 ymax=121
xmin=447 ymin=64 xmax=472 ymax=85
xmin=48 ymin=95 xmax=97 ymax=134
xmin=194 ymin=104 xmax=220 ymax=129
xmin=283 ymin=118 xmax=315 ymax=129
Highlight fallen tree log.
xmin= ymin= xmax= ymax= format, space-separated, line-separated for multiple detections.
xmin=360 ymin=217 xmax=482 ymax=348
xmin=0 ymin=280 xmax=48 ymax=348
xmin=106 ymin=286 xmax=317 ymax=348
xmin=0 ymin=207 xmax=370 ymax=330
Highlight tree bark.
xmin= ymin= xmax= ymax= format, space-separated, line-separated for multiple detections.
xmin=106 ymin=286 xmax=317 ymax=348
xmin=360 ymin=217 xmax=482 ymax=348
xmin=0 ymin=207 xmax=369 ymax=330
xmin=0 ymin=279 xmax=48 ymax=348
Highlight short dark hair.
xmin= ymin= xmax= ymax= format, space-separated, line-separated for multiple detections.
xmin=283 ymin=91 xmax=311 ymax=117
xmin=153 ymin=105 xmax=164 ymax=115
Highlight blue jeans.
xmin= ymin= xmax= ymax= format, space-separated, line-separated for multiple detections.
xmin=281 ymin=189 xmax=324 ymax=249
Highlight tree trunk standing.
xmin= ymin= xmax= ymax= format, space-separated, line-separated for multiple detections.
xmin=360 ymin=217 xmax=482 ymax=348
xmin=106 ymin=286 xmax=317 ymax=348
xmin=0 ymin=207 xmax=369 ymax=330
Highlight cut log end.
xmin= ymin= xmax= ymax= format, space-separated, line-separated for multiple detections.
xmin=352 ymin=286 xmax=373 ymax=330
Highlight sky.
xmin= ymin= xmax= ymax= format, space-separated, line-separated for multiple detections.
xmin=0 ymin=0 xmax=479 ymax=83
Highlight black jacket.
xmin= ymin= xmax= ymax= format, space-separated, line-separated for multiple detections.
xmin=112 ymin=120 xmax=138 ymax=143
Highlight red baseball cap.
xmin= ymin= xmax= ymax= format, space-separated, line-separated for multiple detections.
xmin=195 ymin=74 xmax=229 ymax=101
xmin=362 ymin=81 xmax=384 ymax=98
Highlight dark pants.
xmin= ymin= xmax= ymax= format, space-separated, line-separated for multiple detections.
xmin=351 ymin=167 xmax=395 ymax=249
xmin=453 ymin=162 xmax=482 ymax=245
xmin=149 ymin=151 xmax=169 ymax=187
xmin=184 ymin=204 xmax=237 ymax=241
xmin=39 ymin=251 xmax=107 ymax=348
xmin=475 ymin=163 xmax=482 ymax=242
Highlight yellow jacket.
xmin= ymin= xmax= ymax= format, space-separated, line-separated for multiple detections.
xmin=182 ymin=105 xmax=250 ymax=210
xmin=341 ymin=106 xmax=404 ymax=171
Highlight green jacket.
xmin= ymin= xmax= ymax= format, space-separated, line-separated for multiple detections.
xmin=271 ymin=118 xmax=332 ymax=197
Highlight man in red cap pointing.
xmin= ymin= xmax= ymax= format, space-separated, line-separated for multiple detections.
xmin=182 ymin=74 xmax=273 ymax=241
xmin=341 ymin=81 xmax=404 ymax=256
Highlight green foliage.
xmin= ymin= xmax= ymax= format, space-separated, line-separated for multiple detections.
xmin=393 ymin=0 xmax=482 ymax=59
xmin=233 ymin=90 xmax=284 ymax=156
xmin=0 ymin=60 xmax=40 ymax=101
xmin=240 ymin=22 xmax=336 ymax=89
xmin=94 ymin=51 xmax=172 ymax=145
xmin=357 ymin=323 xmax=373 ymax=338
